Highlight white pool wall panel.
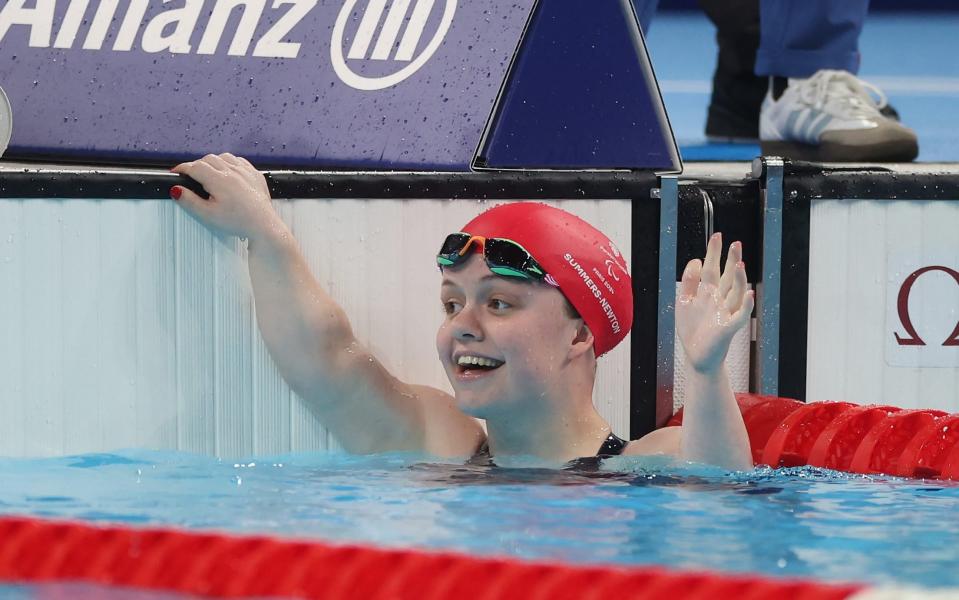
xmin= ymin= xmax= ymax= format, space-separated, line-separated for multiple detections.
xmin=807 ymin=199 xmax=959 ymax=411
xmin=176 ymin=207 xmax=216 ymax=455
xmin=0 ymin=200 xmax=24 ymax=455
xmin=0 ymin=197 xmax=631 ymax=458
xmin=135 ymin=201 xmax=179 ymax=452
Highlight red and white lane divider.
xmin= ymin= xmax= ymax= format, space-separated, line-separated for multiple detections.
xmin=852 ymin=589 xmax=959 ymax=600
xmin=669 ymin=394 xmax=959 ymax=479
xmin=0 ymin=516 xmax=864 ymax=599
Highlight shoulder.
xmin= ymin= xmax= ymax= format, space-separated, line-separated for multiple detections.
xmin=622 ymin=426 xmax=681 ymax=457
xmin=411 ymin=385 xmax=487 ymax=457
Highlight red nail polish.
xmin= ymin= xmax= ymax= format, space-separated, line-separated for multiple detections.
xmin=170 ymin=186 xmax=182 ymax=200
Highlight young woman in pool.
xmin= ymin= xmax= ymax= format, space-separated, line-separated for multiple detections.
xmin=170 ymin=153 xmax=754 ymax=470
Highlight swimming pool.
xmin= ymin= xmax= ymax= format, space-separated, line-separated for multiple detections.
xmin=1 ymin=450 xmax=957 ymax=594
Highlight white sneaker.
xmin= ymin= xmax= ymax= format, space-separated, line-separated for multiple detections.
xmin=759 ymin=69 xmax=918 ymax=162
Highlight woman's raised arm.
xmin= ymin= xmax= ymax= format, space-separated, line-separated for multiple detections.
xmin=170 ymin=154 xmax=484 ymax=456
xmin=673 ymin=233 xmax=754 ymax=470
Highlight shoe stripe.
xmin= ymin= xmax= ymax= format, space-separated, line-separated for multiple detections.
xmin=808 ymin=114 xmax=834 ymax=142
xmin=798 ymin=111 xmax=822 ymax=142
xmin=793 ymin=109 xmax=807 ymax=141
xmin=800 ymin=110 xmax=825 ymax=143
xmin=783 ymin=110 xmax=801 ymax=140
xmin=795 ymin=109 xmax=811 ymax=140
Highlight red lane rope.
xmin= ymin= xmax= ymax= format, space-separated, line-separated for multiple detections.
xmin=849 ymin=409 xmax=948 ymax=475
xmin=0 ymin=516 xmax=863 ymax=600
xmin=806 ymin=405 xmax=900 ymax=471
xmin=671 ymin=394 xmax=959 ymax=480
xmin=762 ymin=402 xmax=857 ymax=468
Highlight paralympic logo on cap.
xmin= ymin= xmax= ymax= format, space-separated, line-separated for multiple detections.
xmin=598 ymin=241 xmax=627 ymax=282
xmin=331 ymin=0 xmax=457 ymax=91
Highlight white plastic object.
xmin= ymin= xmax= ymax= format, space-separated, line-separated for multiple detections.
xmin=0 ymin=86 xmax=11 ymax=158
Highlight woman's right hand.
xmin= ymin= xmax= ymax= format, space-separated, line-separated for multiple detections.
xmin=170 ymin=153 xmax=286 ymax=242
xmin=675 ymin=233 xmax=754 ymax=375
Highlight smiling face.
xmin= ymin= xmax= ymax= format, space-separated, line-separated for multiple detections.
xmin=435 ymin=255 xmax=590 ymax=419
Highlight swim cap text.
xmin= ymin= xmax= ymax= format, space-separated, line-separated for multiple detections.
xmin=565 ymin=253 xmax=621 ymax=334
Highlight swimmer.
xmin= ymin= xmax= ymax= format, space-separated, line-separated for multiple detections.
xmin=170 ymin=154 xmax=753 ymax=469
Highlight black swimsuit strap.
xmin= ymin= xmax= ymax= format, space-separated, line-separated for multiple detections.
xmin=596 ymin=432 xmax=628 ymax=457
xmin=469 ymin=432 xmax=628 ymax=464
xmin=466 ymin=440 xmax=493 ymax=466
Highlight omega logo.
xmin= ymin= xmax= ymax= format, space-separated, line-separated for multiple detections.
xmin=331 ymin=0 xmax=457 ymax=91
xmin=894 ymin=265 xmax=959 ymax=347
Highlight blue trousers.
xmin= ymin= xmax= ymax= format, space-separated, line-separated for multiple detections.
xmin=755 ymin=0 xmax=869 ymax=77
xmin=635 ymin=0 xmax=870 ymax=77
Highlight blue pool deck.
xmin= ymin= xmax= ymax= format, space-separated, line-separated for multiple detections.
xmin=646 ymin=11 xmax=959 ymax=163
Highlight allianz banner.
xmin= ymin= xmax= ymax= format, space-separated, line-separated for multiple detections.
xmin=0 ymin=0 xmax=533 ymax=168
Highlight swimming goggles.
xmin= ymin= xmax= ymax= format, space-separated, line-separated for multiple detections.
xmin=436 ymin=233 xmax=546 ymax=280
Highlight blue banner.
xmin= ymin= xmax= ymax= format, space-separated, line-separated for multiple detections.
xmin=0 ymin=0 xmax=677 ymax=171
xmin=0 ymin=0 xmax=533 ymax=169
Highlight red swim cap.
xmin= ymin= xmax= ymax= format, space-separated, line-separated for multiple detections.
xmin=461 ymin=202 xmax=633 ymax=357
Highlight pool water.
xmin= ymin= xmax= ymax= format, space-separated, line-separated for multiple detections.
xmin=0 ymin=451 xmax=957 ymax=591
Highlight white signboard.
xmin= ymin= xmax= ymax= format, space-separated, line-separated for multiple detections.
xmin=807 ymin=198 xmax=959 ymax=412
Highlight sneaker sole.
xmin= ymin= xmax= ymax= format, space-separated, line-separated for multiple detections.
xmin=759 ymin=139 xmax=919 ymax=162
xmin=706 ymin=135 xmax=759 ymax=145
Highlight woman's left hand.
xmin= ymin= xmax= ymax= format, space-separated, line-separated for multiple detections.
xmin=676 ymin=232 xmax=754 ymax=375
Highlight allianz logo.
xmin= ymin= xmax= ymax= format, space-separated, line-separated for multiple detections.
xmin=332 ymin=0 xmax=457 ymax=90
xmin=0 ymin=0 xmax=456 ymax=89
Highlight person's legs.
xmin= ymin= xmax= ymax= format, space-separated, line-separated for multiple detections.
xmin=756 ymin=0 xmax=867 ymax=78
xmin=699 ymin=0 xmax=765 ymax=141
xmin=756 ymin=0 xmax=918 ymax=161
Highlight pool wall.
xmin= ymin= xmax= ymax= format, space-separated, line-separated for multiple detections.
xmin=766 ymin=161 xmax=959 ymax=410
xmin=806 ymin=198 xmax=959 ymax=408
xmin=0 ymin=170 xmax=647 ymax=458
xmin=2 ymin=162 xmax=957 ymax=458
